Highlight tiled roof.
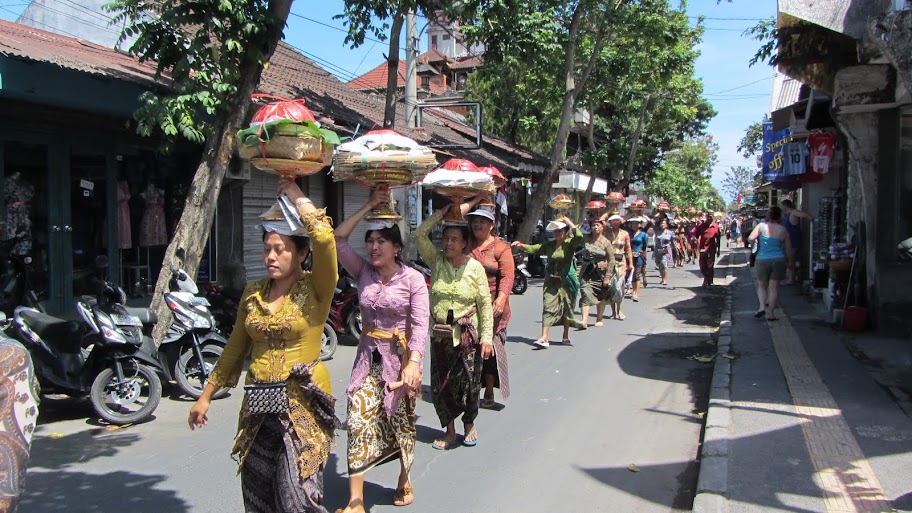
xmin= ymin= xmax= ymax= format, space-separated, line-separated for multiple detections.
xmin=448 ymin=55 xmax=483 ymax=70
xmin=264 ymin=43 xmax=546 ymax=173
xmin=348 ymin=52 xmax=447 ymax=95
xmin=0 ymin=19 xmax=544 ymax=174
xmin=419 ymin=48 xmax=449 ymax=64
xmin=0 ymin=19 xmax=168 ymax=88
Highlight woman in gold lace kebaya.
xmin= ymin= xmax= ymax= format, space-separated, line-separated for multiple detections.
xmin=415 ymin=204 xmax=494 ymax=450
xmin=188 ymin=178 xmax=339 ymax=513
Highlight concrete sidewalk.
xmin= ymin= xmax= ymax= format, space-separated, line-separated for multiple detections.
xmin=694 ymin=249 xmax=912 ymax=513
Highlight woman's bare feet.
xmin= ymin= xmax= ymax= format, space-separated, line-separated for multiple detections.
xmin=336 ymin=500 xmax=366 ymax=513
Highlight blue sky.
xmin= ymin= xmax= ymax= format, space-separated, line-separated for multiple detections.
xmin=1 ymin=0 xmax=776 ymax=200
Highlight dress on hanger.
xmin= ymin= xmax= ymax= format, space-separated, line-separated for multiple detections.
xmin=139 ymin=186 xmax=167 ymax=247
xmin=117 ymin=181 xmax=132 ymax=249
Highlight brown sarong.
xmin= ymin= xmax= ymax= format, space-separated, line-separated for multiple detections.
xmin=430 ymin=309 xmax=482 ymax=427
xmin=346 ymin=362 xmax=416 ymax=476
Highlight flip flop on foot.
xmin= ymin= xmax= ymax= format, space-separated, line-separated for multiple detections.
xmin=532 ymin=338 xmax=550 ymax=349
xmin=753 ymin=310 xmax=765 ymax=318
xmin=432 ymin=437 xmax=460 ymax=450
xmin=463 ymin=427 xmax=479 ymax=447
xmin=594 ymin=321 xmax=604 ymax=327
xmin=481 ymin=397 xmax=496 ymax=409
xmin=561 ymin=338 xmax=573 ymax=346
xmin=617 ymin=313 xmax=626 ymax=320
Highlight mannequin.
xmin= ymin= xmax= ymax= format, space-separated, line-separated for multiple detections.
xmin=2 ymin=171 xmax=35 ymax=256
xmin=117 ymin=180 xmax=132 ymax=249
xmin=139 ymin=182 xmax=166 ymax=247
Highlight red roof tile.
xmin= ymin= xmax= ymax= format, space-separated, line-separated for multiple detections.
xmin=448 ymin=55 xmax=483 ymax=70
xmin=347 ymin=60 xmax=406 ymax=91
xmin=0 ymin=19 xmax=168 ymax=88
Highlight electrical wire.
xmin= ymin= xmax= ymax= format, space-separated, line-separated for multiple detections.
xmin=288 ymin=11 xmax=408 ymax=53
xmin=704 ymin=76 xmax=771 ymax=95
xmin=1 ymin=7 xmax=83 ymax=38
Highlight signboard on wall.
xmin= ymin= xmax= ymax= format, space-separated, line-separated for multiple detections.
xmin=762 ymin=121 xmax=792 ymax=182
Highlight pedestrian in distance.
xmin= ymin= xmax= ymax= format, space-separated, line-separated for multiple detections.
xmin=603 ymin=213 xmax=633 ymax=320
xmin=333 ymin=188 xmax=430 ymax=511
xmin=628 ymin=217 xmax=649 ymax=301
xmin=189 ymin=178 xmax=339 ymax=513
xmin=695 ymin=211 xmax=721 ymax=288
xmin=780 ymin=199 xmax=813 ymax=285
xmin=577 ymin=217 xmax=611 ymax=327
xmin=511 ymin=216 xmax=586 ymax=348
xmin=415 ymin=204 xmax=494 ymax=450
xmin=728 ymin=217 xmax=741 ymax=248
xmin=462 ymin=199 xmax=513 ymax=410
xmin=748 ymin=206 xmax=792 ymax=321
xmin=654 ymin=218 xmax=674 ymax=286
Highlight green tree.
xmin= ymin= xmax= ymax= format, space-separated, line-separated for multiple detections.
xmin=463 ymin=0 xmax=714 ymax=237
xmin=107 ymin=0 xmax=293 ymax=342
xmin=737 ymin=120 xmax=764 ymax=159
xmin=721 ymin=165 xmax=761 ymax=204
xmin=645 ymin=136 xmax=721 ymax=210
xmin=462 ymin=0 xmax=617 ymax=241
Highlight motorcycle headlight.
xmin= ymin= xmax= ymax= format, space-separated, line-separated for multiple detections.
xmin=94 ymin=309 xmax=128 ymax=345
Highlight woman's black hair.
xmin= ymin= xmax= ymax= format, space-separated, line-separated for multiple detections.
xmin=442 ymin=224 xmax=470 ymax=243
xmin=364 ymin=224 xmax=404 ymax=261
xmin=768 ymin=206 xmax=783 ymax=222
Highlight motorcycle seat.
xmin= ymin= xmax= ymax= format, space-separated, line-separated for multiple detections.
xmin=19 ymin=310 xmax=83 ymax=351
xmin=122 ymin=306 xmax=157 ymax=325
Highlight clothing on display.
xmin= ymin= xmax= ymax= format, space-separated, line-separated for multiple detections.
xmin=784 ymin=142 xmax=808 ymax=176
xmin=117 ymin=181 xmax=132 ymax=249
xmin=139 ymin=184 xmax=167 ymax=247
xmin=2 ymin=172 xmax=35 ymax=256
xmin=808 ymin=131 xmax=837 ymax=174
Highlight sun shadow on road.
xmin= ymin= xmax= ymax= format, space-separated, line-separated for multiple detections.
xmin=20 ymin=469 xmax=189 ymax=512
xmin=578 ymin=460 xmax=700 ymax=511
xmin=29 ymin=428 xmax=142 ymax=470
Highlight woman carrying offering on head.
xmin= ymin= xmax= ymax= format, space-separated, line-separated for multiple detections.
xmin=189 ymin=178 xmax=339 ymax=513
xmin=577 ymin=217 xmax=611 ymax=328
xmin=628 ymin=217 xmax=649 ymax=301
xmin=463 ymin=199 xmax=513 ymax=410
xmin=512 ymin=216 xmax=586 ymax=348
xmin=334 ymin=189 xmax=430 ymax=511
xmin=654 ymin=218 xmax=674 ymax=287
xmin=415 ymin=203 xmax=494 ymax=450
xmin=603 ymin=213 xmax=633 ymax=320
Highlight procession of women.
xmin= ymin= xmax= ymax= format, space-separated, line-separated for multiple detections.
xmin=184 ymin=106 xmax=727 ymax=513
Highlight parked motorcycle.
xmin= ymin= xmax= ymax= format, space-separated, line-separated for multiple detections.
xmin=5 ymin=297 xmax=163 ymax=425
xmin=512 ymin=251 xmax=530 ymax=294
xmin=0 ymin=235 xmax=43 ymax=317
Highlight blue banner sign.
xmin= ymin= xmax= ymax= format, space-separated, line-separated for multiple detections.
xmin=762 ymin=121 xmax=792 ymax=182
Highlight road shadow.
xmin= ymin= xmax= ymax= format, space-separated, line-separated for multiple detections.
xmin=323 ymin=451 xmax=402 ymax=511
xmin=29 ymin=428 xmax=142 ymax=470
xmin=506 ymin=335 xmax=539 ymax=347
xmin=578 ymin=459 xmax=699 ymax=511
xmin=19 ymin=469 xmax=188 ymax=513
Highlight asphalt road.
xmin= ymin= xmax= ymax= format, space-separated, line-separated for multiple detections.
xmin=21 ymin=257 xmax=725 ymax=513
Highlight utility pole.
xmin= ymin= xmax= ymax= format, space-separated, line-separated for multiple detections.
xmin=401 ymin=10 xmax=420 ymax=257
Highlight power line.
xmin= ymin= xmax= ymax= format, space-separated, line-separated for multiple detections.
xmin=2 ymin=7 xmax=82 ymax=38
xmin=704 ymin=76 xmax=771 ymax=95
xmin=288 ymin=11 xmax=408 ymax=53
xmin=688 ymin=16 xmax=770 ymax=21
xmin=16 ymin=1 xmax=119 ymax=34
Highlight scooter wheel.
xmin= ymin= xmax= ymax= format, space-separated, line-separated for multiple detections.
xmin=321 ymin=323 xmax=338 ymax=361
xmin=512 ymin=273 xmax=528 ymax=295
xmin=175 ymin=344 xmax=229 ymax=400
xmin=90 ymin=363 xmax=161 ymax=425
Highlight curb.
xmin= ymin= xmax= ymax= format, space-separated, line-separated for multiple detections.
xmin=692 ymin=250 xmax=736 ymax=513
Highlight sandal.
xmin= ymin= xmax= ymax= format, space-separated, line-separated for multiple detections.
xmin=532 ymin=338 xmax=550 ymax=349
xmin=617 ymin=313 xmax=626 ymax=321
xmin=393 ymin=482 xmax=414 ymax=507
xmin=432 ymin=437 xmax=460 ymax=450
xmin=481 ymin=397 xmax=497 ymax=409
xmin=594 ymin=321 xmax=604 ymax=327
xmin=561 ymin=338 xmax=573 ymax=346
xmin=463 ymin=427 xmax=479 ymax=447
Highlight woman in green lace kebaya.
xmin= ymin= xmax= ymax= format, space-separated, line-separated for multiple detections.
xmin=512 ymin=216 xmax=586 ymax=348
xmin=415 ymin=204 xmax=493 ymax=450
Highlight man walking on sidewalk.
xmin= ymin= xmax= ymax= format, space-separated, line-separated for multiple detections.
xmin=780 ymin=199 xmax=813 ymax=285
xmin=695 ymin=211 xmax=720 ymax=288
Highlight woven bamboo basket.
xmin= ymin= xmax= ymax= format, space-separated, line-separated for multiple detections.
xmin=333 ymin=152 xmax=438 ymax=174
xmin=249 ymin=157 xmax=327 ymax=177
xmin=239 ymin=135 xmax=331 ymax=162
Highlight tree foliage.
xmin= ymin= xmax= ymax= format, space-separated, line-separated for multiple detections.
xmin=107 ymin=0 xmax=286 ymax=148
xmin=737 ymin=120 xmax=764 ymax=159
xmin=721 ymin=165 xmax=761 ymax=203
xmin=644 ymin=136 xmax=723 ymax=210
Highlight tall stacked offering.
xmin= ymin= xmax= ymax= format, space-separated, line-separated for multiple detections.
xmin=236 ymin=96 xmax=341 ymax=231
xmin=549 ymin=193 xmax=575 ymax=214
xmin=332 ymin=129 xmax=438 ymax=221
xmin=421 ymin=159 xmax=495 ymax=225
xmin=237 ymin=96 xmax=340 ymax=177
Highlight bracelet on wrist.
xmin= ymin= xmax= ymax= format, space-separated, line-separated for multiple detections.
xmin=408 ymin=355 xmax=421 ymax=364
xmin=295 ymin=197 xmax=313 ymax=207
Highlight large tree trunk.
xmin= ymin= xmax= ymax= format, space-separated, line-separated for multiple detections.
xmin=616 ymin=93 xmax=650 ymax=192
xmin=515 ymin=3 xmax=610 ymax=242
xmin=383 ymin=14 xmax=405 ymax=128
xmin=579 ymin=100 xmax=599 ymax=211
xmin=148 ymin=0 xmax=294 ymax=344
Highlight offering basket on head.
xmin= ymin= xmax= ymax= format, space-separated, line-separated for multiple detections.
xmin=332 ymin=129 xmax=438 ymax=221
xmin=422 ymin=159 xmax=494 ymax=225
xmin=549 ymin=193 xmax=575 ymax=215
